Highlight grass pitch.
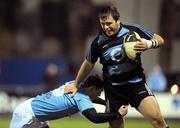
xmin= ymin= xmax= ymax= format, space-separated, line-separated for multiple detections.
xmin=2 ymin=115 xmax=180 ymax=128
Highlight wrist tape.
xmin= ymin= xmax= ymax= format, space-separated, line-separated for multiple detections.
xmin=146 ymin=39 xmax=159 ymax=49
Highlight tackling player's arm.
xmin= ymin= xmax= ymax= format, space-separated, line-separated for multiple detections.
xmin=82 ymin=105 xmax=128 ymax=123
xmin=64 ymin=59 xmax=95 ymax=95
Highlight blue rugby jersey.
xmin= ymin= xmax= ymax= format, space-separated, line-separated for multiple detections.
xmin=86 ymin=22 xmax=154 ymax=85
xmin=31 ymin=81 xmax=94 ymax=121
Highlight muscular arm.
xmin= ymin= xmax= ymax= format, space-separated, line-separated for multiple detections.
xmin=75 ymin=59 xmax=95 ymax=86
xmin=64 ymin=59 xmax=95 ymax=95
xmin=82 ymin=108 xmax=121 ymax=123
xmin=134 ymin=33 xmax=164 ymax=52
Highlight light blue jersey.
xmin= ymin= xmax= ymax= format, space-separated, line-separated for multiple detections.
xmin=31 ymin=81 xmax=94 ymax=121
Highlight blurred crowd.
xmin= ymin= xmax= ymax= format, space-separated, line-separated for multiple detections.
xmin=0 ymin=0 xmax=101 ymax=59
xmin=0 ymin=0 xmax=180 ymax=95
xmin=1 ymin=0 xmax=180 ymax=66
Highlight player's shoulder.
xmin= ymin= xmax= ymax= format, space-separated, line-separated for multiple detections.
xmin=74 ymin=91 xmax=91 ymax=101
xmin=122 ymin=21 xmax=142 ymax=30
xmin=122 ymin=22 xmax=153 ymax=38
xmin=64 ymin=80 xmax=75 ymax=86
xmin=55 ymin=80 xmax=75 ymax=90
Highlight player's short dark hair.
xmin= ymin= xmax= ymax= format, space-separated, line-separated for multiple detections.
xmin=99 ymin=5 xmax=120 ymax=21
xmin=83 ymin=75 xmax=103 ymax=89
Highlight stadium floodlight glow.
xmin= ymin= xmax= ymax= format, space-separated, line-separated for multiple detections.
xmin=170 ymin=84 xmax=179 ymax=95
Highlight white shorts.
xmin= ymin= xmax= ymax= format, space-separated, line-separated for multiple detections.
xmin=9 ymin=98 xmax=35 ymax=128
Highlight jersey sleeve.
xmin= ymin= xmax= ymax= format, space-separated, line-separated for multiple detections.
xmin=82 ymin=108 xmax=121 ymax=123
xmin=75 ymin=93 xmax=94 ymax=112
xmin=133 ymin=24 xmax=154 ymax=39
xmin=86 ymin=37 xmax=100 ymax=63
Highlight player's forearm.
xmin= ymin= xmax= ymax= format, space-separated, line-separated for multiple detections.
xmin=142 ymin=34 xmax=164 ymax=49
xmin=75 ymin=59 xmax=94 ymax=86
xmin=82 ymin=108 xmax=121 ymax=123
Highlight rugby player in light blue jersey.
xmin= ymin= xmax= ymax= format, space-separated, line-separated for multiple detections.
xmin=10 ymin=75 xmax=128 ymax=128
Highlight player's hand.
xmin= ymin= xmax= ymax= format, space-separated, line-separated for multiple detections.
xmin=118 ymin=105 xmax=128 ymax=117
xmin=64 ymin=83 xmax=78 ymax=96
xmin=134 ymin=38 xmax=148 ymax=53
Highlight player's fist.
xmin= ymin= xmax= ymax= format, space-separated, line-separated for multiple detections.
xmin=134 ymin=38 xmax=148 ymax=52
xmin=118 ymin=105 xmax=128 ymax=117
xmin=64 ymin=83 xmax=78 ymax=96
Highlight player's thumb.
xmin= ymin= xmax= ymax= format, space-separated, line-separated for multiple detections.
xmin=64 ymin=87 xmax=69 ymax=93
xmin=72 ymin=89 xmax=77 ymax=96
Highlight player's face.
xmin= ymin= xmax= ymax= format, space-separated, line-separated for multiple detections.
xmin=100 ymin=14 xmax=120 ymax=37
xmin=89 ymin=87 xmax=103 ymax=100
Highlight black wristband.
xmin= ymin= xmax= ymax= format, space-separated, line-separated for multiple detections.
xmin=151 ymin=39 xmax=159 ymax=48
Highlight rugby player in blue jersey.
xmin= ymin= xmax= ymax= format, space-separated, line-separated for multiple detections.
xmin=9 ymin=75 xmax=128 ymax=128
xmin=65 ymin=5 xmax=169 ymax=128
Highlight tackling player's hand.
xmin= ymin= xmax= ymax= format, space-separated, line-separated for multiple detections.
xmin=64 ymin=83 xmax=78 ymax=96
xmin=118 ymin=105 xmax=128 ymax=117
